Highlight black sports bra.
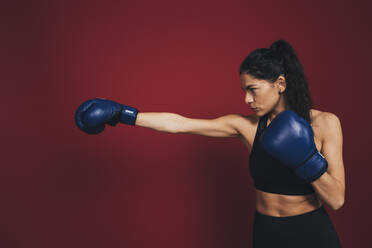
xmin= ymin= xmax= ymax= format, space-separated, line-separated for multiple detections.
xmin=249 ymin=114 xmax=315 ymax=195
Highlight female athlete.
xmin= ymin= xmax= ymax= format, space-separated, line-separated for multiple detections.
xmin=75 ymin=39 xmax=345 ymax=247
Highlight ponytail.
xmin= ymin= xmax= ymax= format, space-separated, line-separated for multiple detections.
xmin=239 ymin=39 xmax=313 ymax=123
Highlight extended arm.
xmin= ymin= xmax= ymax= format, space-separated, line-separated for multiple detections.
xmin=75 ymin=98 xmax=243 ymax=138
xmin=136 ymin=112 xmax=242 ymax=138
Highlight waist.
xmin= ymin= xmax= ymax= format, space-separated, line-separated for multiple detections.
xmin=255 ymin=189 xmax=323 ymax=217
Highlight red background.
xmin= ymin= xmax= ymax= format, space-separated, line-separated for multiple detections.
xmin=2 ymin=0 xmax=371 ymax=247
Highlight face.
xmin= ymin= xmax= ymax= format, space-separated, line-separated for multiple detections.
xmin=240 ymin=73 xmax=286 ymax=116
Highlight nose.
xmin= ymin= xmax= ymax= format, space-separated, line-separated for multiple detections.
xmin=245 ymin=93 xmax=254 ymax=104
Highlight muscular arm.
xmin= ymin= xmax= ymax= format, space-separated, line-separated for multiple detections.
xmin=311 ymin=113 xmax=345 ymax=210
xmin=135 ymin=112 xmax=244 ymax=138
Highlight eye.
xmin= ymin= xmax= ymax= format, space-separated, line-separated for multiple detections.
xmin=250 ymin=88 xmax=257 ymax=92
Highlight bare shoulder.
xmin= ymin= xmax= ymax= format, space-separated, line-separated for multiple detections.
xmin=310 ymin=109 xmax=342 ymax=141
xmin=310 ymin=109 xmax=341 ymax=126
xmin=228 ymin=113 xmax=259 ymax=131
xmin=226 ymin=113 xmax=259 ymax=146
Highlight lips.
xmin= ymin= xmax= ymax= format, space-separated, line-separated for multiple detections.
xmin=251 ymin=107 xmax=259 ymax=112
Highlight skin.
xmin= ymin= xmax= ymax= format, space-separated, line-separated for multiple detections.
xmin=238 ymin=73 xmax=343 ymax=216
xmin=240 ymin=73 xmax=287 ymax=120
xmin=135 ymin=73 xmax=345 ymax=217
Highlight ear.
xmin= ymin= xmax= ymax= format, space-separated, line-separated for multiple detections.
xmin=276 ymin=75 xmax=287 ymax=93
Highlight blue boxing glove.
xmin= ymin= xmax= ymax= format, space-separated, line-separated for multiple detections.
xmin=260 ymin=110 xmax=328 ymax=183
xmin=74 ymin=98 xmax=139 ymax=134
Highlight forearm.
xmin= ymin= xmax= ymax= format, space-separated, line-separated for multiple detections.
xmin=311 ymin=172 xmax=345 ymax=210
xmin=135 ymin=112 xmax=185 ymax=133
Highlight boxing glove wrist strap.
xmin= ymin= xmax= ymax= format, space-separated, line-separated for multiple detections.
xmin=119 ymin=105 xmax=139 ymax=125
xmin=294 ymin=150 xmax=328 ymax=183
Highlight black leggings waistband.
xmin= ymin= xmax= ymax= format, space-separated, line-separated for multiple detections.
xmin=253 ymin=206 xmax=341 ymax=248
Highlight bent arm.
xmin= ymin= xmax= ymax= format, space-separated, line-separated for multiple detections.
xmin=311 ymin=113 xmax=345 ymax=210
xmin=135 ymin=112 xmax=242 ymax=138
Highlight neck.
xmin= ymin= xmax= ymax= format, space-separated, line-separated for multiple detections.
xmin=267 ymin=96 xmax=289 ymax=123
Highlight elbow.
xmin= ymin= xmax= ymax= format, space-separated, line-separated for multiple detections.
xmin=331 ymin=185 xmax=345 ymax=211
xmin=331 ymin=198 xmax=345 ymax=211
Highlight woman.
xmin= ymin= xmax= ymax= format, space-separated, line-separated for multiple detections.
xmin=75 ymin=39 xmax=345 ymax=247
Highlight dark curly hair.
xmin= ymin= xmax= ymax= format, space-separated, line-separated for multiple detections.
xmin=239 ymin=39 xmax=313 ymax=123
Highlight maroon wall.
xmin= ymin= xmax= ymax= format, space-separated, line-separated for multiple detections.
xmin=2 ymin=0 xmax=370 ymax=247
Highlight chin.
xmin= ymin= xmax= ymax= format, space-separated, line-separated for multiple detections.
xmin=254 ymin=110 xmax=266 ymax=116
